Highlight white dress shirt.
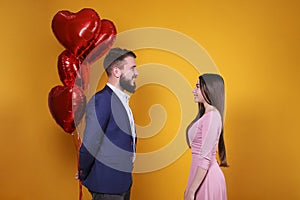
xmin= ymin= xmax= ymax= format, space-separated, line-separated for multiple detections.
xmin=107 ymin=83 xmax=136 ymax=161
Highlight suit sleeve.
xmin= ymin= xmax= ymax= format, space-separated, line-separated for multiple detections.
xmin=78 ymin=94 xmax=110 ymax=180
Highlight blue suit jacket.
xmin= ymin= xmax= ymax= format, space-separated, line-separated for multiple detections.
xmin=78 ymin=85 xmax=135 ymax=194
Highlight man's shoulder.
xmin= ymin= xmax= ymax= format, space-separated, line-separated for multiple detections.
xmin=87 ymin=86 xmax=112 ymax=107
xmin=95 ymin=86 xmax=112 ymax=98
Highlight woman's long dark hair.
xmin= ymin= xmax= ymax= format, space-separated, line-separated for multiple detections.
xmin=186 ymin=74 xmax=228 ymax=167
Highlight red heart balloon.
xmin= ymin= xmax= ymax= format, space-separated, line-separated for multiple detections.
xmin=52 ymin=8 xmax=101 ymax=58
xmin=48 ymin=85 xmax=86 ymax=133
xmin=75 ymin=63 xmax=91 ymax=90
xmin=83 ymin=19 xmax=117 ymax=65
xmin=58 ymin=50 xmax=80 ymax=87
xmin=58 ymin=50 xmax=90 ymax=90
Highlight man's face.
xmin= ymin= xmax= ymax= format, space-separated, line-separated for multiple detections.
xmin=119 ymin=56 xmax=138 ymax=93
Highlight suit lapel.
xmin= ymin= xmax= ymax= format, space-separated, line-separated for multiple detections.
xmin=107 ymin=86 xmax=132 ymax=136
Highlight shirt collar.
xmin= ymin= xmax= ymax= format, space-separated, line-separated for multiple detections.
xmin=106 ymin=83 xmax=130 ymax=103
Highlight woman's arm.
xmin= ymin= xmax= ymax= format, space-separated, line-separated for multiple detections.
xmin=184 ymin=167 xmax=207 ymax=200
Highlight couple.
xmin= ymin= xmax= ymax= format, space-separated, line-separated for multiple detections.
xmin=77 ymin=48 xmax=229 ymax=200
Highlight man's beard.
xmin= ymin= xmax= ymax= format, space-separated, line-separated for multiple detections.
xmin=120 ymin=74 xmax=136 ymax=93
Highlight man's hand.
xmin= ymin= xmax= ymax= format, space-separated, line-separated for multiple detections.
xmin=75 ymin=171 xmax=79 ymax=180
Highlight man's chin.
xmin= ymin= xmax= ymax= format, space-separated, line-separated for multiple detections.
xmin=129 ymin=85 xmax=136 ymax=93
xmin=123 ymin=84 xmax=136 ymax=93
xmin=120 ymin=76 xmax=136 ymax=93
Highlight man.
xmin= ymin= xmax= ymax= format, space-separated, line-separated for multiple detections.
xmin=78 ymin=48 xmax=139 ymax=200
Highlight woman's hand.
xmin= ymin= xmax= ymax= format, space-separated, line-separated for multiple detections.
xmin=184 ymin=190 xmax=195 ymax=200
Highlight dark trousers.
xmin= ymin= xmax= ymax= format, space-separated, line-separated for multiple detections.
xmin=91 ymin=189 xmax=131 ymax=200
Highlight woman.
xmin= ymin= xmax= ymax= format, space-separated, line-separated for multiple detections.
xmin=184 ymin=73 xmax=228 ymax=200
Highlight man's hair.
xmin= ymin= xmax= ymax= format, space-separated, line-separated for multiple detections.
xmin=103 ymin=48 xmax=136 ymax=76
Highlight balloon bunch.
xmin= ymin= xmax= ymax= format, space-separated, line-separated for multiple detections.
xmin=48 ymin=8 xmax=116 ymax=134
xmin=48 ymin=8 xmax=116 ymax=199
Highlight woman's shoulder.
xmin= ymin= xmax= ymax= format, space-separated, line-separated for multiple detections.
xmin=202 ymin=108 xmax=222 ymax=122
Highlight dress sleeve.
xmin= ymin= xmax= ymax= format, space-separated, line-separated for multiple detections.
xmin=195 ymin=111 xmax=221 ymax=170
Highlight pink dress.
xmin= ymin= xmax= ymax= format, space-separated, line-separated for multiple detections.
xmin=185 ymin=111 xmax=227 ymax=200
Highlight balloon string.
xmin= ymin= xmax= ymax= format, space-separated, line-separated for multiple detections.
xmin=72 ymin=132 xmax=83 ymax=200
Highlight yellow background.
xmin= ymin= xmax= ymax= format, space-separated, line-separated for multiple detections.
xmin=1 ymin=0 xmax=300 ymax=199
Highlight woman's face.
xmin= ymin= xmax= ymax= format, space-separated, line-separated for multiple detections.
xmin=192 ymin=80 xmax=204 ymax=103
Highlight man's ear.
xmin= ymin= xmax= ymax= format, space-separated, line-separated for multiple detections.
xmin=112 ymin=67 xmax=121 ymax=78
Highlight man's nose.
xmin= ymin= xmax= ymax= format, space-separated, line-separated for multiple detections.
xmin=134 ymin=69 xmax=139 ymax=76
